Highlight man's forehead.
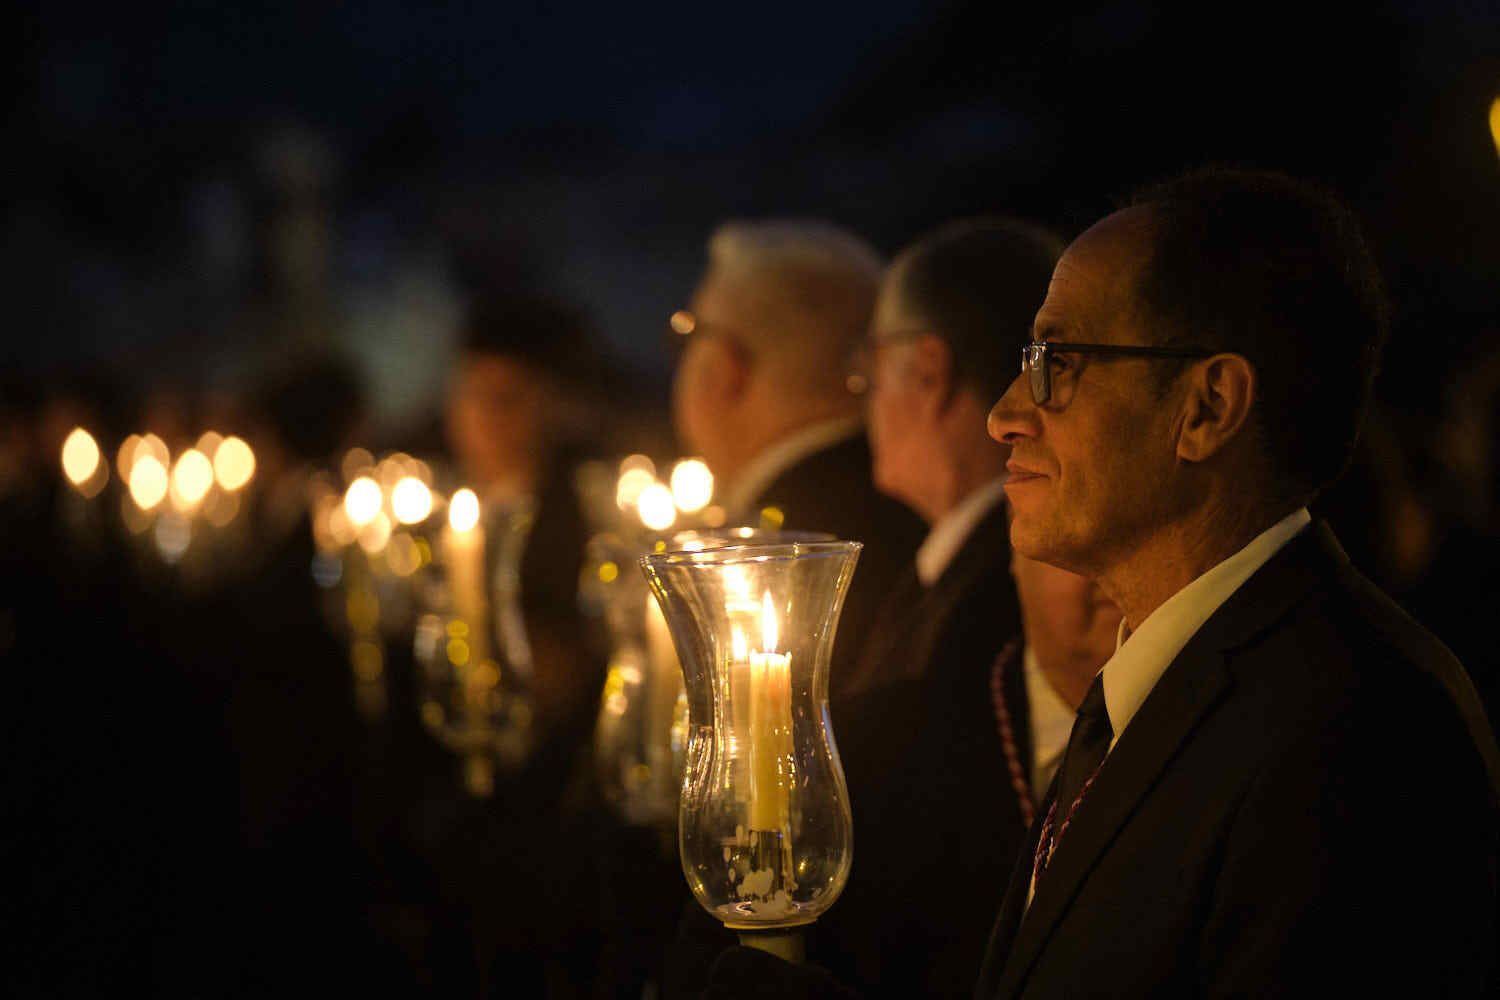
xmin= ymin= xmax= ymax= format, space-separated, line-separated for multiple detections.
xmin=1033 ymin=206 xmax=1155 ymax=341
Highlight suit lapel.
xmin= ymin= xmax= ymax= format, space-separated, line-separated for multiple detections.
xmin=991 ymin=642 xmax=1231 ymax=997
xmin=987 ymin=521 xmax=1337 ymax=998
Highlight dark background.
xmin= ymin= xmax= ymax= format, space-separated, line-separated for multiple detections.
xmin=5 ymin=4 xmax=1498 ymax=995
xmin=8 ymin=0 xmax=1498 ymax=429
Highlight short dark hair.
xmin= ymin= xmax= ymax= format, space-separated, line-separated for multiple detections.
xmin=460 ymin=292 xmax=601 ymax=393
xmin=888 ymin=216 xmax=1065 ymax=403
xmin=1128 ymin=167 xmax=1390 ymax=505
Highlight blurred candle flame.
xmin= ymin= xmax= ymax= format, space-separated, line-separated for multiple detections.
xmin=637 ymin=481 xmax=677 ymax=531
xmin=449 ymin=488 xmax=481 ymax=533
xmin=129 ymin=455 xmax=170 ymax=511
xmin=344 ymin=476 xmax=383 ymax=527
xmin=213 ymin=436 xmax=256 ymax=491
xmin=61 ymin=428 xmax=101 ymax=486
xmin=170 ymin=449 xmax=214 ymax=509
xmin=391 ymin=476 xmax=433 ymax=524
xmin=616 ymin=467 xmax=656 ymax=512
xmin=669 ymin=458 xmax=713 ymax=513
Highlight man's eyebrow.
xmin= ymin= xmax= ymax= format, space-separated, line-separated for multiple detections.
xmin=1031 ymin=320 xmax=1060 ymax=343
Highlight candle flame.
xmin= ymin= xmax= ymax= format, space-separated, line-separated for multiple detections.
xmin=169 ymin=448 xmax=214 ymax=509
xmin=61 ymin=428 xmax=100 ymax=486
xmin=213 ymin=436 xmax=256 ymax=491
xmin=448 ymin=487 xmax=481 ymax=532
xmin=129 ymin=454 xmax=169 ymax=511
xmin=669 ymin=458 xmax=714 ymax=513
xmin=344 ymin=476 xmax=383 ymax=527
xmin=760 ymin=590 xmax=777 ymax=653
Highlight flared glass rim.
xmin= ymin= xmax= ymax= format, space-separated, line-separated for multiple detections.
xmin=667 ymin=527 xmax=835 ymax=549
xmin=640 ymin=538 xmax=862 ymax=568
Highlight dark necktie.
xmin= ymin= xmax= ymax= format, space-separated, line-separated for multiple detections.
xmin=1047 ymin=673 xmax=1112 ymax=856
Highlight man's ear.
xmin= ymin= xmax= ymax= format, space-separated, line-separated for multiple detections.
xmin=1176 ymin=353 xmax=1255 ymax=463
xmin=704 ymin=336 xmax=753 ymax=402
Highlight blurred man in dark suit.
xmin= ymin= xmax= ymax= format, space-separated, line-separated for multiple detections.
xmin=819 ymin=217 xmax=1076 ymax=996
xmin=439 ymin=293 xmax=607 ymax=995
xmin=979 ymin=168 xmax=1500 ymax=997
xmin=446 ymin=293 xmax=602 ymax=749
xmin=670 ymin=219 xmax=924 ymax=700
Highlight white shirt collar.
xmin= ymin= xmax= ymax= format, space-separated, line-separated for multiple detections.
xmin=1100 ymin=507 xmax=1312 ymax=749
xmin=1022 ymin=642 xmax=1077 ymax=803
xmin=721 ymin=415 xmax=864 ymax=519
xmin=914 ymin=477 xmax=1009 ymax=586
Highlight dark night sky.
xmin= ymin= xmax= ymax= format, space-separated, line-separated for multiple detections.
xmin=6 ymin=1 xmax=1499 ymax=431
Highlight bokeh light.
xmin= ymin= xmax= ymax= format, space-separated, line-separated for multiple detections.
xmin=214 ymin=436 xmax=256 ymax=491
xmin=1489 ymin=96 xmax=1500 ymax=161
xmin=154 ymin=512 xmax=192 ymax=562
xmin=195 ymin=430 xmax=224 ymax=457
xmin=342 ymin=448 xmax=375 ymax=484
xmin=637 ymin=481 xmax=677 ymax=531
xmin=669 ymin=458 xmax=714 ymax=513
xmin=203 ymin=488 xmax=241 ymax=527
xmin=616 ymin=467 xmax=656 ymax=512
xmin=139 ymin=434 xmax=169 ymax=466
xmin=129 ymin=454 xmax=170 ymax=510
xmin=620 ymin=453 xmax=656 ymax=476
xmin=328 ymin=501 xmax=357 ymax=547
xmin=386 ymin=531 xmax=422 ymax=576
xmin=116 ymin=434 xmax=143 ymax=481
xmin=357 ymin=511 xmax=392 ymax=554
xmin=61 ymin=428 xmax=102 ymax=490
xmin=449 ymin=488 xmax=480 ymax=533
xmin=391 ymin=476 xmax=434 ymax=524
xmin=344 ymin=476 xmax=383 ymax=527
xmin=170 ymin=449 xmax=214 ymax=509
xmin=376 ymin=453 xmax=413 ymax=491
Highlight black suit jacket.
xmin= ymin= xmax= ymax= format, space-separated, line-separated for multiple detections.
xmin=746 ymin=430 xmax=925 ymax=700
xmin=819 ymin=500 xmax=1029 ymax=996
xmin=977 ymin=522 xmax=1500 ymax=999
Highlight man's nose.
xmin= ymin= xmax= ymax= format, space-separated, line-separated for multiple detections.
xmin=987 ymin=373 xmax=1037 ymax=444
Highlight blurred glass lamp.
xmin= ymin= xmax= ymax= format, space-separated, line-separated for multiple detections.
xmin=413 ymin=488 xmax=537 ymax=796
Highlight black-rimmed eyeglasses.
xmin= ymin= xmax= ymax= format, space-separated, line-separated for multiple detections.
xmin=1021 ymin=341 xmax=1216 ymax=405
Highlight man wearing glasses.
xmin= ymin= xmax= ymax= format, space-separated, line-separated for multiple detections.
xmin=978 ymin=169 xmax=1500 ymax=997
xmin=825 ymin=217 xmax=1119 ymax=997
xmin=669 ymin=219 xmax=924 ymax=700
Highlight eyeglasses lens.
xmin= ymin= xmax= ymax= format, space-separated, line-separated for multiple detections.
xmin=1023 ymin=344 xmax=1050 ymax=405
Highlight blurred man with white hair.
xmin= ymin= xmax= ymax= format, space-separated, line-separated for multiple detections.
xmin=670 ymin=219 xmax=924 ymax=698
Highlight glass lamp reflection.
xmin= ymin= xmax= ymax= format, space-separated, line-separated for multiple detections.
xmin=593 ymin=528 xmax=831 ymax=830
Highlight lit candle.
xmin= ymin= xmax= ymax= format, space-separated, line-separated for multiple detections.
xmin=443 ymin=488 xmax=490 ymax=667
xmin=747 ymin=590 xmax=792 ymax=831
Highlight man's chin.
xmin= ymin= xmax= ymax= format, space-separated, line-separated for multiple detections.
xmin=1008 ymin=520 xmax=1074 ymax=570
